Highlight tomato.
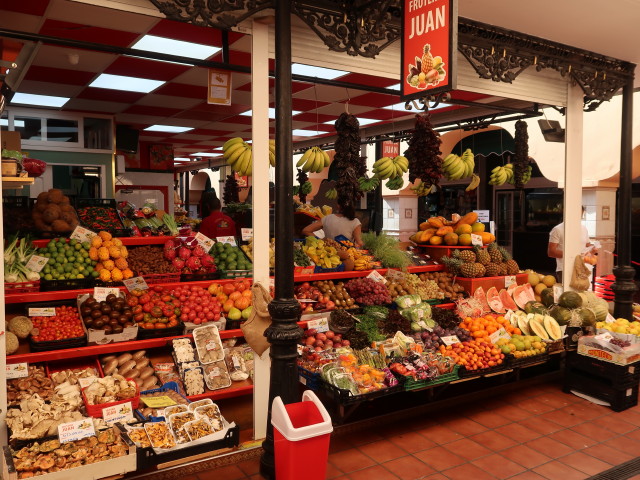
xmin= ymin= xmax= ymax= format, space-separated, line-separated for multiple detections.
xmin=142 ymin=303 xmax=153 ymax=313
xmin=126 ymin=295 xmax=139 ymax=307
xmin=154 ymin=322 xmax=167 ymax=329
xmin=143 ymin=322 xmax=155 ymax=329
xmin=180 ymin=313 xmax=188 ymax=322
xmin=139 ymin=293 xmax=151 ymax=304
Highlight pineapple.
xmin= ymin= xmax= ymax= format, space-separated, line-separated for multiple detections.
xmin=453 ymin=249 xmax=476 ymax=263
xmin=484 ymin=262 xmax=501 ymax=277
xmin=474 ymin=246 xmax=491 ymax=266
xmin=441 ymin=256 xmax=463 ymax=276
xmin=460 ymin=262 xmax=486 ymax=278
xmin=421 ymin=44 xmax=434 ymax=74
xmin=499 ymin=247 xmax=520 ymax=275
xmin=498 ymin=263 xmax=508 ymax=276
xmin=488 ymin=242 xmax=502 ymax=264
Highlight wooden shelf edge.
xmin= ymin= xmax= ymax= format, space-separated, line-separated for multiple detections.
xmin=2 ymin=176 xmax=35 ymax=189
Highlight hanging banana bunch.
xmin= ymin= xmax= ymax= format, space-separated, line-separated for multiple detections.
xmin=357 ymin=175 xmax=380 ymax=193
xmin=372 ymin=155 xmax=408 ymax=180
xmin=223 ymin=137 xmax=252 ymax=176
xmin=268 ymin=139 xmax=276 ymax=167
xmin=410 ymin=180 xmax=435 ymax=197
xmin=443 ymin=148 xmax=474 ymax=180
xmin=326 ymin=188 xmax=337 ymax=200
xmin=386 ymin=177 xmax=405 ymax=190
xmin=296 ymin=147 xmax=330 ymax=173
xmin=489 ymin=163 xmax=513 ymax=186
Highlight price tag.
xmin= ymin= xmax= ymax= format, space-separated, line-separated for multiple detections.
xmin=307 ymin=317 xmax=329 ymax=333
xmin=93 ymin=287 xmax=120 ymax=302
xmin=504 ymin=276 xmax=516 ymax=288
xmin=70 ymin=226 xmax=96 ymax=243
xmin=606 ymin=313 xmax=616 ymax=324
xmin=102 ymin=401 xmax=134 ymax=425
xmin=367 ymin=270 xmax=387 ymax=284
xmin=58 ymin=418 xmax=96 ymax=444
xmin=553 ymin=284 xmax=563 ymax=303
xmin=471 ymin=234 xmax=483 ymax=247
xmin=490 ymin=328 xmax=512 ymax=344
xmin=29 ymin=307 xmax=55 ymax=317
xmin=232 ymin=356 xmax=241 ymax=368
xmin=6 ymin=363 xmax=28 ymax=379
xmin=78 ymin=377 xmax=97 ymax=389
xmin=216 ymin=236 xmax=237 ymax=246
xmin=140 ymin=396 xmax=177 ymax=408
xmin=440 ymin=335 xmax=461 ymax=346
xmin=208 ymin=367 xmax=221 ymax=378
xmin=386 ymin=269 xmax=405 ymax=281
xmin=241 ymin=228 xmax=253 ymax=241
xmin=595 ymin=332 xmax=614 ymax=342
xmin=206 ymin=339 xmax=221 ymax=351
xmin=123 ymin=276 xmax=149 ymax=292
xmin=25 ymin=255 xmax=49 ymax=273
xmin=195 ymin=232 xmax=215 ymax=251
xmin=474 ymin=210 xmax=490 ymax=222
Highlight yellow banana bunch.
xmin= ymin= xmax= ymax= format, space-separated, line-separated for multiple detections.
xmin=326 ymin=188 xmax=337 ymax=200
xmin=410 ymin=179 xmax=434 ymax=197
xmin=465 ymin=174 xmax=481 ymax=191
xmin=296 ymin=147 xmax=330 ymax=173
xmin=223 ymin=137 xmax=253 ymax=176
xmin=489 ymin=164 xmax=513 ymax=186
xmin=443 ymin=148 xmax=475 ymax=181
xmin=268 ymin=139 xmax=276 ymax=167
xmin=372 ymin=155 xmax=408 ymax=180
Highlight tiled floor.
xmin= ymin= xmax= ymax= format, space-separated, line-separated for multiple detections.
xmin=151 ymin=379 xmax=640 ymax=480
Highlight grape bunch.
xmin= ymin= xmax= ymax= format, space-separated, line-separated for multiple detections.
xmin=344 ymin=278 xmax=392 ymax=306
xmin=610 ymin=338 xmax=631 ymax=348
xmin=419 ymin=331 xmax=443 ymax=350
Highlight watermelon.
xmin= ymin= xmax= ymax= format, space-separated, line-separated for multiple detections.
xmin=549 ymin=305 xmax=572 ymax=326
xmin=487 ymin=287 xmax=506 ymax=313
xmin=524 ymin=301 xmax=548 ymax=315
xmin=540 ymin=288 xmax=555 ymax=308
xmin=559 ymin=291 xmax=582 ymax=309
xmin=512 ymin=285 xmax=531 ymax=310
xmin=523 ymin=284 xmax=536 ymax=302
xmin=499 ymin=288 xmax=518 ymax=311
xmin=507 ymin=283 xmax=518 ymax=296
xmin=474 ymin=287 xmax=490 ymax=314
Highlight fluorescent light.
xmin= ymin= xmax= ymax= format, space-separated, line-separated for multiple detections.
xmin=292 ymin=63 xmax=348 ymax=80
xmin=132 ymin=35 xmax=220 ymax=60
xmin=0 ymin=119 xmax=25 ymax=127
xmin=383 ymin=102 xmax=450 ymax=111
xmin=190 ymin=152 xmax=219 ymax=157
xmin=387 ymin=83 xmax=401 ymax=90
xmin=10 ymin=93 xmax=69 ymax=108
xmin=90 ymin=73 xmax=164 ymax=93
xmin=292 ymin=129 xmax=320 ymax=137
xmin=324 ymin=117 xmax=379 ymax=126
xmin=174 ymin=157 xmax=190 ymax=161
xmin=144 ymin=125 xmax=193 ymax=133
xmin=240 ymin=108 xmax=302 ymax=119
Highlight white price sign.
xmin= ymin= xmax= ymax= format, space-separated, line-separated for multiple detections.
xmin=6 ymin=363 xmax=28 ymax=379
xmin=440 ymin=335 xmax=461 ymax=346
xmin=195 ymin=232 xmax=215 ymax=251
xmin=216 ymin=236 xmax=237 ymax=246
xmin=474 ymin=210 xmax=490 ymax=223
xmin=102 ymin=401 xmax=134 ymax=425
xmin=367 ymin=270 xmax=387 ymax=284
xmin=489 ymin=328 xmax=512 ymax=344
xmin=241 ymin=228 xmax=253 ymax=241
xmin=307 ymin=317 xmax=329 ymax=333
xmin=504 ymin=276 xmax=516 ymax=288
xmin=70 ymin=226 xmax=96 ymax=243
xmin=58 ymin=418 xmax=96 ymax=444
xmin=25 ymin=255 xmax=49 ymax=273
xmin=470 ymin=234 xmax=483 ymax=247
xmin=123 ymin=276 xmax=149 ymax=292
xmin=29 ymin=307 xmax=55 ymax=317
xmin=553 ymin=284 xmax=563 ymax=304
xmin=93 ymin=287 xmax=120 ymax=302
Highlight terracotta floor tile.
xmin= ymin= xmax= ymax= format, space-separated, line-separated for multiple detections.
xmin=538 ymin=393 xmax=576 ymax=409
xmin=490 ymin=403 xmax=533 ymax=422
xmin=358 ymin=439 xmax=407 ymax=463
xmin=596 ymin=414 xmax=638 ymax=434
xmin=614 ymin=409 xmax=640 ymax=427
xmin=423 ymin=474 xmax=449 ymax=480
xmin=513 ymin=398 xmax=557 ymax=415
xmin=328 ymin=449 xmax=376 ymax=473
xmin=495 ymin=423 xmax=543 ymax=443
xmin=389 ymin=431 xmax=437 ymax=453
xmin=413 ymin=446 xmax=466 ymax=472
xmin=506 ymin=473 xmax=548 ymax=480
xmin=558 ymin=451 xmax=612 ymax=476
xmin=382 ymin=455 xmax=436 ymax=480
xmin=470 ymin=430 xmax=518 ymax=452
xmin=519 ymin=417 xmax=564 ymax=436
xmin=500 ymin=445 xmax=553 ymax=469
xmin=469 ymin=410 xmax=513 ymax=429
xmin=540 ymin=409 xmax=583 ymax=428
xmin=416 ymin=424 xmax=463 ymax=445
xmin=235 ymin=459 xmax=260 ymax=476
xmin=581 ymin=443 xmax=634 ymax=466
xmin=560 ymin=402 xmax=610 ymax=421
xmin=603 ymin=434 xmax=640 ymax=456
xmin=525 ymin=437 xmax=575 ymax=459
xmin=440 ymin=462 xmax=498 ymax=480
xmin=471 ymin=453 xmax=526 ymax=479
xmin=347 ymin=465 xmax=401 ymax=480
xmin=442 ymin=417 xmax=488 ymax=436
xmin=533 ymin=460 xmax=588 ymax=480
xmin=444 ymin=438 xmax=492 ymax=461
xmin=547 ymin=428 xmax=598 ymax=450
xmin=623 ymin=428 xmax=640 ymax=443
xmin=324 ymin=462 xmax=345 ymax=479
xmin=570 ymin=422 xmax=618 ymax=441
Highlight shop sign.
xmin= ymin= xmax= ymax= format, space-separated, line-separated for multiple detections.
xmin=123 ymin=276 xmax=149 ymax=292
xmin=102 ymin=401 xmax=134 ymax=425
xmin=6 ymin=363 xmax=28 ymax=379
xmin=58 ymin=418 xmax=96 ymax=444
xmin=207 ymin=69 xmax=232 ymax=105
xmin=25 ymin=255 xmax=48 ymax=273
xmin=93 ymin=287 xmax=121 ymax=302
xmin=382 ymin=141 xmax=400 ymax=158
xmin=401 ymin=0 xmax=457 ymax=101
xmin=473 ymin=210 xmax=490 ymax=223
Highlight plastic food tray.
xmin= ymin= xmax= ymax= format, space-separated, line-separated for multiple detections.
xmin=144 ymin=421 xmax=177 ymax=449
xmin=182 ymin=367 xmax=206 ymax=396
xmin=168 ymin=411 xmax=196 ymax=444
xmin=202 ymin=361 xmax=232 ymax=391
xmin=188 ymin=399 xmax=213 ymax=411
xmin=82 ymin=378 xmax=140 ymax=417
xmin=192 ymin=324 xmax=224 ymax=364
xmin=185 ymin=417 xmax=215 ymax=441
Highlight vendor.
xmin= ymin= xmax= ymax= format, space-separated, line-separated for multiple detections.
xmin=302 ymin=201 xmax=363 ymax=247
xmin=547 ymin=206 xmax=593 ymax=283
xmin=199 ymin=194 xmax=236 ymax=238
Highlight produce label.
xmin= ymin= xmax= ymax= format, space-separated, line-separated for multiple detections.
xmin=504 ymin=276 xmax=516 ymax=288
xmin=595 ymin=332 xmax=614 ymax=342
xmin=93 ymin=287 xmax=121 ymax=302
xmin=471 ymin=234 xmax=483 ymax=247
xmin=140 ymin=396 xmax=177 ymax=408
xmin=58 ymin=418 xmax=96 ymax=444
xmin=440 ymin=335 xmax=460 ymax=346
xmin=490 ymin=328 xmax=511 ymax=344
xmin=123 ymin=276 xmax=149 ymax=292
xmin=216 ymin=236 xmax=237 ymax=246
xmin=241 ymin=228 xmax=253 ymax=241
xmin=102 ymin=401 xmax=134 ymax=425
xmin=6 ymin=363 xmax=28 ymax=379
xmin=28 ymin=307 xmax=55 ymax=317
xmin=401 ymin=0 xmax=457 ymax=100
xmin=25 ymin=255 xmax=49 ymax=272
xmin=195 ymin=232 xmax=215 ymax=251
xmin=208 ymin=367 xmax=221 ymax=378
xmin=553 ymin=284 xmax=563 ymax=303
xmin=206 ymin=339 xmax=221 ymax=351
xmin=307 ymin=317 xmax=330 ymax=333
xmin=606 ymin=313 xmax=616 ymax=324
xmin=70 ymin=226 xmax=97 ymax=243
xmin=367 ymin=270 xmax=387 ymax=284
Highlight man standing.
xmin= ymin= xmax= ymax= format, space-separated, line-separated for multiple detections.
xmin=547 ymin=206 xmax=592 ymax=283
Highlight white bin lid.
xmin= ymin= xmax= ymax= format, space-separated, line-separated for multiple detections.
xmin=271 ymin=390 xmax=333 ymax=442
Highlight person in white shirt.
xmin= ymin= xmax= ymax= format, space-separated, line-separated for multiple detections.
xmin=547 ymin=206 xmax=592 ymax=282
xmin=302 ymin=202 xmax=363 ymax=247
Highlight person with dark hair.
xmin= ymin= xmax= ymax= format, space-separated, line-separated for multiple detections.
xmin=199 ymin=195 xmax=236 ymax=239
xmin=302 ymin=202 xmax=363 ymax=247
xmin=548 ymin=206 xmax=593 ymax=283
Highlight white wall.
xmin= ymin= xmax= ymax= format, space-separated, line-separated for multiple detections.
xmin=117 ymin=171 xmax=174 ymax=214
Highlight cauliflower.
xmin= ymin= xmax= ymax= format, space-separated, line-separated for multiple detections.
xmin=8 ymin=316 xmax=33 ymax=339
xmin=6 ymin=331 xmax=19 ymax=355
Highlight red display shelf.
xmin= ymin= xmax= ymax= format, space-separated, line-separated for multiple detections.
xmin=32 ymin=236 xmax=174 ymax=248
xmin=187 ymin=383 xmax=253 ymax=402
xmin=293 ymin=264 xmax=443 ymax=282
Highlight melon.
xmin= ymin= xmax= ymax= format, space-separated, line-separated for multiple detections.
xmin=549 ymin=305 xmax=572 ymax=326
xmin=524 ymin=301 xmax=548 ymax=316
xmin=542 ymin=275 xmax=556 ymax=287
xmin=474 ymin=287 xmax=490 ymax=314
xmin=592 ymin=299 xmax=609 ymax=322
xmin=487 ymin=287 xmax=505 ymax=313
xmin=528 ymin=272 xmax=540 ymax=286
xmin=559 ymin=291 xmax=583 ymax=309
xmin=499 ymin=289 xmax=518 ymax=311
xmin=519 ymin=315 xmax=533 ymax=335
xmin=523 ymin=284 xmax=536 ymax=302
xmin=529 ymin=314 xmax=550 ymax=340
xmin=540 ymin=288 xmax=555 ymax=308
xmin=543 ymin=315 xmax=562 ymax=340
xmin=534 ymin=283 xmax=547 ymax=295
xmin=576 ymin=307 xmax=597 ymax=327
xmin=507 ymin=283 xmax=518 ymax=296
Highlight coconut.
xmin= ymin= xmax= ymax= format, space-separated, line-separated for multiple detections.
xmin=8 ymin=316 xmax=33 ymax=339
xmin=6 ymin=331 xmax=19 ymax=355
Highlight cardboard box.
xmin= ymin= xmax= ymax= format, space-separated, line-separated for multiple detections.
xmin=1 ymin=131 xmax=21 ymax=152
xmin=578 ymin=331 xmax=640 ymax=365
xmin=78 ymin=293 xmax=138 ymax=345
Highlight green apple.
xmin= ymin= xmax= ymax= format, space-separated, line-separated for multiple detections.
xmin=241 ymin=306 xmax=253 ymax=320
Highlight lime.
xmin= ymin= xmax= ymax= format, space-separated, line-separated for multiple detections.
xmin=76 ymin=274 xmax=84 ymax=279
xmin=82 ymin=241 xmax=90 ymax=250
xmin=44 ymin=273 xmax=53 ymax=281
xmin=55 ymin=255 xmax=64 ymax=263
xmin=70 ymin=239 xmax=78 ymax=247
xmin=74 ymin=243 xmax=82 ymax=250
xmin=43 ymin=266 xmax=51 ymax=274
xmin=68 ymin=256 xmax=76 ymax=263
xmin=91 ymin=271 xmax=99 ymax=278
xmin=85 ymin=266 xmax=93 ymax=273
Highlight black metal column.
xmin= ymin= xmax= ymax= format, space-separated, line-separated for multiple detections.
xmin=612 ymin=78 xmax=637 ymax=319
xmin=260 ymin=0 xmax=303 ymax=477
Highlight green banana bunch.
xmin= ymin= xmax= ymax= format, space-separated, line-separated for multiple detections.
xmin=410 ymin=180 xmax=434 ymax=197
xmin=386 ymin=177 xmax=404 ymax=190
xmin=296 ymin=147 xmax=330 ymax=173
xmin=293 ymin=185 xmax=299 ymax=196
xmin=223 ymin=137 xmax=253 ymax=176
xmin=489 ymin=163 xmax=513 ymax=186
xmin=326 ymin=188 xmax=337 ymax=200
xmin=506 ymin=165 xmax=533 ymax=185
xmin=372 ymin=155 xmax=408 ymax=180
xmin=357 ymin=175 xmax=380 ymax=192
xmin=443 ymin=148 xmax=475 ymax=180
xmin=268 ymin=139 xmax=276 ymax=167
xmin=465 ymin=173 xmax=481 ymax=192
xmin=300 ymin=181 xmax=313 ymax=195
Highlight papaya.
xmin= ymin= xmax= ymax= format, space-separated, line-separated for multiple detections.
xmin=429 ymin=235 xmax=443 ymax=245
xmin=480 ymin=232 xmax=495 ymax=244
xmin=419 ymin=230 xmax=435 ymax=243
xmin=427 ymin=217 xmax=444 ymax=228
xmin=444 ymin=232 xmax=458 ymax=246
xmin=457 ymin=211 xmax=478 ymax=226
xmin=436 ymin=226 xmax=454 ymax=236
xmin=419 ymin=221 xmax=431 ymax=231
xmin=455 ymin=224 xmax=472 ymax=235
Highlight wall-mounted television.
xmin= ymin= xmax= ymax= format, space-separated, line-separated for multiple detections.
xmin=116 ymin=125 xmax=139 ymax=153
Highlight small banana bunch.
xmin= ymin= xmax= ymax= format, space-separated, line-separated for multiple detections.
xmin=443 ymin=148 xmax=474 ymax=180
xmin=465 ymin=174 xmax=481 ymax=192
xmin=325 ymin=188 xmax=337 ymax=200
xmin=223 ymin=137 xmax=253 ymax=176
xmin=296 ymin=147 xmax=330 ymax=173
xmin=372 ymin=155 xmax=408 ymax=180
xmin=268 ymin=139 xmax=276 ymax=167
xmin=506 ymin=165 xmax=533 ymax=185
xmin=410 ymin=180 xmax=434 ymax=197
xmin=357 ymin=176 xmax=380 ymax=193
xmin=300 ymin=181 xmax=312 ymax=195
xmin=489 ymin=163 xmax=513 ymax=186
xmin=386 ymin=177 xmax=404 ymax=190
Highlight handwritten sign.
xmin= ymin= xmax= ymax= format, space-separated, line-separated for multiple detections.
xmin=140 ymin=395 xmax=177 ymax=409
xmin=25 ymin=255 xmax=48 ymax=273
xmin=58 ymin=418 xmax=96 ymax=444
xmin=123 ymin=276 xmax=149 ymax=292
xmin=490 ymin=328 xmax=512 ymax=344
xmin=195 ymin=232 xmax=215 ymax=251
xmin=70 ymin=226 xmax=96 ymax=243
xmin=474 ymin=210 xmax=490 ymax=223
xmin=103 ymin=401 xmax=134 ymax=425
xmin=504 ymin=276 xmax=516 ymax=288
xmin=216 ymin=236 xmax=237 ymax=246
xmin=367 ymin=270 xmax=387 ymax=284
xmin=241 ymin=228 xmax=253 ymax=241
xmin=93 ymin=287 xmax=120 ymax=302
xmin=440 ymin=335 xmax=461 ymax=346
xmin=471 ymin=234 xmax=483 ymax=247
xmin=307 ymin=317 xmax=330 ymax=333
xmin=207 ymin=68 xmax=232 ymax=105
xmin=29 ymin=307 xmax=55 ymax=317
xmin=6 ymin=363 xmax=28 ymax=379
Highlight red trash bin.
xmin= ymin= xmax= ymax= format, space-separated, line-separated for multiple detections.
xmin=271 ymin=390 xmax=333 ymax=480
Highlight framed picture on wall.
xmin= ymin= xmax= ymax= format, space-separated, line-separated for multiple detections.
xmin=149 ymin=144 xmax=174 ymax=171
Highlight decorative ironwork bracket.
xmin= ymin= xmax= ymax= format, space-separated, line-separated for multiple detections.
xmin=148 ymin=0 xmax=273 ymax=30
xmin=404 ymin=92 xmax=451 ymax=112
xmin=458 ymin=43 xmax=532 ymax=83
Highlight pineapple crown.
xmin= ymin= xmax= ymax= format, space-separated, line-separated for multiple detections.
xmin=487 ymin=242 xmax=498 ymax=252
xmin=423 ymin=44 xmax=431 ymax=53
xmin=441 ymin=255 xmax=462 ymax=274
xmin=498 ymin=246 xmax=512 ymax=261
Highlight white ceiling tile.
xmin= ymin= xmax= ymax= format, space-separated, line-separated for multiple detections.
xmin=135 ymin=94 xmax=202 ymax=110
xmin=64 ymin=98 xmax=128 ymax=113
xmin=315 ymin=103 xmax=371 ymax=115
xmin=17 ymin=81 xmax=84 ymax=98
xmin=171 ymin=68 xmax=208 ymax=86
xmin=33 ymin=45 xmax=117 ymax=73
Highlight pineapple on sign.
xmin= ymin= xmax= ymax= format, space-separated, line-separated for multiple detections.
xmin=406 ymin=43 xmax=447 ymax=89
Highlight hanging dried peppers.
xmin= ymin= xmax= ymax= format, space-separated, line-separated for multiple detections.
xmin=223 ymin=174 xmax=240 ymax=204
xmin=334 ymin=113 xmax=364 ymax=210
xmin=513 ymin=120 xmax=529 ymax=189
xmin=296 ymin=169 xmax=309 ymax=204
xmin=404 ymin=113 xmax=443 ymax=186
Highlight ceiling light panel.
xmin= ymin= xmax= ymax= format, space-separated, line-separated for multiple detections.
xmin=291 ymin=63 xmax=348 ymax=80
xmin=10 ymin=93 xmax=70 ymax=108
xmin=132 ymin=35 xmax=221 ymax=60
xmin=90 ymin=73 xmax=164 ymax=93
xmin=145 ymin=125 xmax=193 ymax=133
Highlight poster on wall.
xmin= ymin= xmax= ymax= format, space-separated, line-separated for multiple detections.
xmin=234 ymin=172 xmax=249 ymax=188
xmin=401 ymin=0 xmax=457 ymax=101
xmin=149 ymin=144 xmax=174 ymax=171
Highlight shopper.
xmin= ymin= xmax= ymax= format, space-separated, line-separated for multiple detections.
xmin=199 ymin=194 xmax=237 ymax=239
xmin=547 ymin=206 xmax=593 ymax=282
xmin=302 ymin=202 xmax=363 ymax=247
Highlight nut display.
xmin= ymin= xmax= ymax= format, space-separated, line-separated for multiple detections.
xmin=127 ymin=245 xmax=178 ymax=276
xmin=313 ymin=281 xmax=357 ymax=309
xmin=418 ymin=271 xmax=465 ymax=301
